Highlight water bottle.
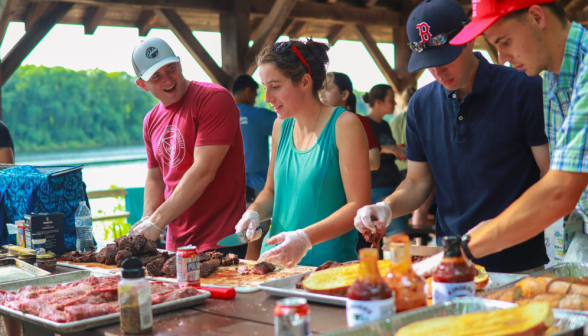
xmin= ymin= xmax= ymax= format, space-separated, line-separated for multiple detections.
xmin=75 ymin=201 xmax=95 ymax=252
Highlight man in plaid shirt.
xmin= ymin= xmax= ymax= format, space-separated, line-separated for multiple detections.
xmin=413 ymin=0 xmax=588 ymax=276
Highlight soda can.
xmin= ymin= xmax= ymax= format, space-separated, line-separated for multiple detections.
xmin=274 ymin=297 xmax=310 ymax=336
xmin=176 ymin=245 xmax=200 ymax=287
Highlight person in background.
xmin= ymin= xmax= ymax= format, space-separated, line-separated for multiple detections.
xmin=355 ymin=0 xmax=551 ymax=274
xmin=390 ymin=86 xmax=436 ymax=227
xmin=234 ymin=39 xmax=371 ymax=267
xmin=129 ymin=37 xmax=247 ymax=258
xmin=360 ymin=84 xmax=409 ymax=245
xmin=232 ymin=75 xmax=277 ymax=202
xmin=0 ymin=121 xmax=14 ymax=164
xmin=320 ymin=72 xmax=380 ymax=171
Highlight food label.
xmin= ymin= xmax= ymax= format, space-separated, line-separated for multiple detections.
xmin=177 ymin=250 xmax=200 ymax=287
xmin=346 ymin=297 xmax=395 ymax=327
xmin=431 ymin=280 xmax=475 ymax=305
xmin=138 ymin=286 xmax=153 ymax=330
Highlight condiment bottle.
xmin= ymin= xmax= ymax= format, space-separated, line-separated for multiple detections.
xmin=119 ymin=257 xmax=153 ymax=334
xmin=346 ymin=248 xmax=395 ymax=327
xmin=432 ymin=236 xmax=475 ymax=305
xmin=384 ymin=234 xmax=427 ymax=312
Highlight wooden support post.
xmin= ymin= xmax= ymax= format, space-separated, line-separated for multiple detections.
xmin=0 ymin=0 xmax=16 ymax=45
xmin=157 ymin=8 xmax=230 ymax=87
xmin=354 ymin=24 xmax=402 ymax=93
xmin=136 ymin=10 xmax=158 ymax=37
xmin=220 ymin=0 xmax=250 ymax=88
xmin=84 ymin=6 xmax=107 ymax=35
xmin=244 ymin=0 xmax=298 ymax=74
xmin=2 ymin=2 xmax=74 ymax=85
xmin=24 ymin=2 xmax=52 ymax=31
xmin=327 ymin=24 xmax=347 ymax=46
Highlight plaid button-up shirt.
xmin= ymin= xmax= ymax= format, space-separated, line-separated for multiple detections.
xmin=544 ymin=22 xmax=588 ymax=221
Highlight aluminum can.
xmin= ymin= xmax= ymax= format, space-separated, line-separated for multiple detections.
xmin=274 ymin=297 xmax=310 ymax=336
xmin=176 ymin=245 xmax=200 ymax=287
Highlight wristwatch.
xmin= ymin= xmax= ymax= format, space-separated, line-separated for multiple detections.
xmin=461 ymin=234 xmax=476 ymax=261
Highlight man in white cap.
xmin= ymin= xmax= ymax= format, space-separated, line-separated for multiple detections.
xmin=129 ymin=37 xmax=247 ymax=257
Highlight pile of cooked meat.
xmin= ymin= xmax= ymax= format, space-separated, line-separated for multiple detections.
xmin=236 ymin=261 xmax=276 ymax=276
xmin=60 ymin=234 xmax=241 ymax=278
xmin=0 ymin=275 xmax=200 ymax=322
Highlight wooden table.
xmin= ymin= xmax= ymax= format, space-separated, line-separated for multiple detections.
xmin=11 ymin=266 xmax=349 ymax=336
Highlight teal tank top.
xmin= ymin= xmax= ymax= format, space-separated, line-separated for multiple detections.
xmin=260 ymin=107 xmax=358 ymax=266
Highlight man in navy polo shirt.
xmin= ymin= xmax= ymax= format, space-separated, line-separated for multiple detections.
xmin=353 ymin=0 xmax=551 ymax=273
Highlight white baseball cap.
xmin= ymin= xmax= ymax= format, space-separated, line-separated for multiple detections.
xmin=132 ymin=37 xmax=180 ymax=81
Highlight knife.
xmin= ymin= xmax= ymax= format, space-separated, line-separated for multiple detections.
xmin=217 ymin=226 xmax=265 ymax=247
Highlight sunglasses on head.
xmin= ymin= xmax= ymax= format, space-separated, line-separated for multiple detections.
xmin=273 ymin=41 xmax=312 ymax=76
xmin=407 ymin=23 xmax=467 ymax=53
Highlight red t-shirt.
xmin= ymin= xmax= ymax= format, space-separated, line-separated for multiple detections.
xmin=357 ymin=115 xmax=380 ymax=149
xmin=143 ymin=81 xmax=246 ymax=252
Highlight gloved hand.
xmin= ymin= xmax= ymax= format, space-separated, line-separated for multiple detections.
xmin=354 ymin=202 xmax=392 ymax=234
xmin=259 ymin=229 xmax=312 ymax=268
xmin=130 ymin=216 xmax=150 ymax=232
xmin=235 ymin=210 xmax=260 ymax=241
xmin=129 ymin=219 xmax=163 ymax=241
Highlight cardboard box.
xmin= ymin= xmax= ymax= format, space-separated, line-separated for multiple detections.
xmin=24 ymin=213 xmax=64 ymax=255
xmin=545 ymin=211 xmax=585 ymax=267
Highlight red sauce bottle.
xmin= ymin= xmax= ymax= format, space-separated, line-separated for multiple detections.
xmin=432 ymin=236 xmax=475 ymax=305
xmin=384 ymin=234 xmax=427 ymax=312
xmin=346 ymin=248 xmax=395 ymax=327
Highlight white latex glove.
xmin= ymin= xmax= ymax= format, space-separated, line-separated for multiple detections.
xmin=130 ymin=216 xmax=150 ymax=232
xmin=129 ymin=219 xmax=162 ymax=241
xmin=413 ymin=251 xmax=443 ymax=278
xmin=354 ymin=202 xmax=392 ymax=234
xmin=235 ymin=210 xmax=260 ymax=241
xmin=259 ymin=229 xmax=312 ymax=268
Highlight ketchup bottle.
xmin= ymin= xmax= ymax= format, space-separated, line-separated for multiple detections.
xmin=432 ymin=236 xmax=475 ymax=305
xmin=346 ymin=248 xmax=395 ymax=327
xmin=384 ymin=234 xmax=427 ymax=312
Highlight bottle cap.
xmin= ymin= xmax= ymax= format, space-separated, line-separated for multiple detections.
xmin=122 ymin=257 xmax=145 ymax=279
xmin=442 ymin=236 xmax=462 ymax=257
xmin=32 ymin=233 xmax=45 ymax=240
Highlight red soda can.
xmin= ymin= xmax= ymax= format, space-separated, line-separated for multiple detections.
xmin=274 ymin=297 xmax=310 ymax=336
xmin=176 ymin=245 xmax=200 ymax=287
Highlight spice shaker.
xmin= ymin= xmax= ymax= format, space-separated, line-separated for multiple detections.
xmin=118 ymin=257 xmax=153 ymax=334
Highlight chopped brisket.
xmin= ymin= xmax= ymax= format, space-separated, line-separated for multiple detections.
xmin=316 ymin=261 xmax=334 ymax=272
xmin=161 ymin=258 xmax=177 ymax=277
xmin=115 ymin=250 xmax=133 ymax=268
xmin=199 ymin=253 xmax=211 ymax=262
xmin=145 ymin=257 xmax=166 ymax=277
xmin=205 ymin=251 xmax=224 ymax=260
xmin=103 ymin=244 xmax=119 ymax=265
xmin=200 ymin=259 xmax=221 ymax=278
xmin=237 ymin=265 xmax=249 ymax=275
xmin=138 ymin=253 xmax=162 ymax=266
xmin=221 ymin=253 xmax=239 ymax=266
xmin=252 ymin=261 xmax=276 ymax=275
xmin=61 ymin=251 xmax=80 ymax=262
xmin=131 ymin=235 xmax=148 ymax=254
xmin=115 ymin=236 xmax=133 ymax=251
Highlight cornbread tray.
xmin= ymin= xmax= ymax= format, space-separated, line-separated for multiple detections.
xmin=258 ymin=271 xmax=525 ymax=307
xmin=0 ymin=270 xmax=211 ymax=334
xmin=322 ymin=297 xmax=588 ymax=336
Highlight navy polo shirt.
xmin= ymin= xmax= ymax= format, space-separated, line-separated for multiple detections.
xmin=406 ymin=53 xmax=549 ymax=273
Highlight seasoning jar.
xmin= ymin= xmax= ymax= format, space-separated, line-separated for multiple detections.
xmin=36 ymin=252 xmax=57 ymax=271
xmin=32 ymin=233 xmax=46 ymax=254
xmin=119 ymin=257 xmax=153 ymax=334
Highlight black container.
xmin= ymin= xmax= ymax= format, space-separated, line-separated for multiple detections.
xmin=24 ymin=213 xmax=64 ymax=255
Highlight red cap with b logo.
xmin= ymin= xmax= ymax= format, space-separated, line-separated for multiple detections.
xmin=450 ymin=0 xmax=555 ymax=46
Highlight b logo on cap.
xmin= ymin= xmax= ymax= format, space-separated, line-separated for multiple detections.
xmin=416 ymin=23 xmax=431 ymax=43
xmin=145 ymin=47 xmax=159 ymax=60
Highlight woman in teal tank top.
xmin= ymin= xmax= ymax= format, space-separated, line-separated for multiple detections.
xmin=233 ymin=39 xmax=371 ymax=268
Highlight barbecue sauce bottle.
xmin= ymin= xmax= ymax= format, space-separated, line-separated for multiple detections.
xmin=431 ymin=236 xmax=475 ymax=305
xmin=346 ymin=248 xmax=395 ymax=327
xmin=384 ymin=234 xmax=427 ymax=312
xmin=119 ymin=257 xmax=153 ymax=334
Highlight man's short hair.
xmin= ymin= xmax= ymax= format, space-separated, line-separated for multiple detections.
xmin=232 ymin=75 xmax=259 ymax=94
xmin=505 ymin=1 xmax=568 ymax=25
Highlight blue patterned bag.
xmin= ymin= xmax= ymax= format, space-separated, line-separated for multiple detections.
xmin=0 ymin=165 xmax=88 ymax=250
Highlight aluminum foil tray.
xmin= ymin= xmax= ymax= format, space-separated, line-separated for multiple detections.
xmin=323 ymin=297 xmax=588 ymax=336
xmin=0 ymin=271 xmax=211 ymax=333
xmin=0 ymin=258 xmax=51 ymax=283
xmin=259 ymin=271 xmax=527 ymax=306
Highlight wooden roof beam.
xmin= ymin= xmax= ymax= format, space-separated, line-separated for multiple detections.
xmin=220 ymin=0 xmax=250 ymax=82
xmin=3 ymin=2 xmax=75 ymax=85
xmin=245 ymin=0 xmax=298 ymax=74
xmin=327 ymin=24 xmax=347 ymax=46
xmin=354 ymin=24 xmax=402 ymax=93
xmin=363 ymin=0 xmax=378 ymax=8
xmin=0 ymin=0 xmax=17 ymax=45
xmin=136 ymin=10 xmax=158 ymax=37
xmin=157 ymin=8 xmax=230 ymax=87
xmin=565 ymin=0 xmax=588 ymax=16
xmin=287 ymin=20 xmax=309 ymax=39
xmin=84 ymin=6 xmax=107 ymax=35
xmin=24 ymin=2 xmax=52 ymax=31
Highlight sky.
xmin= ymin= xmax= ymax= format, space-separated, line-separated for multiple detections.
xmin=0 ymin=22 xmax=494 ymax=92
